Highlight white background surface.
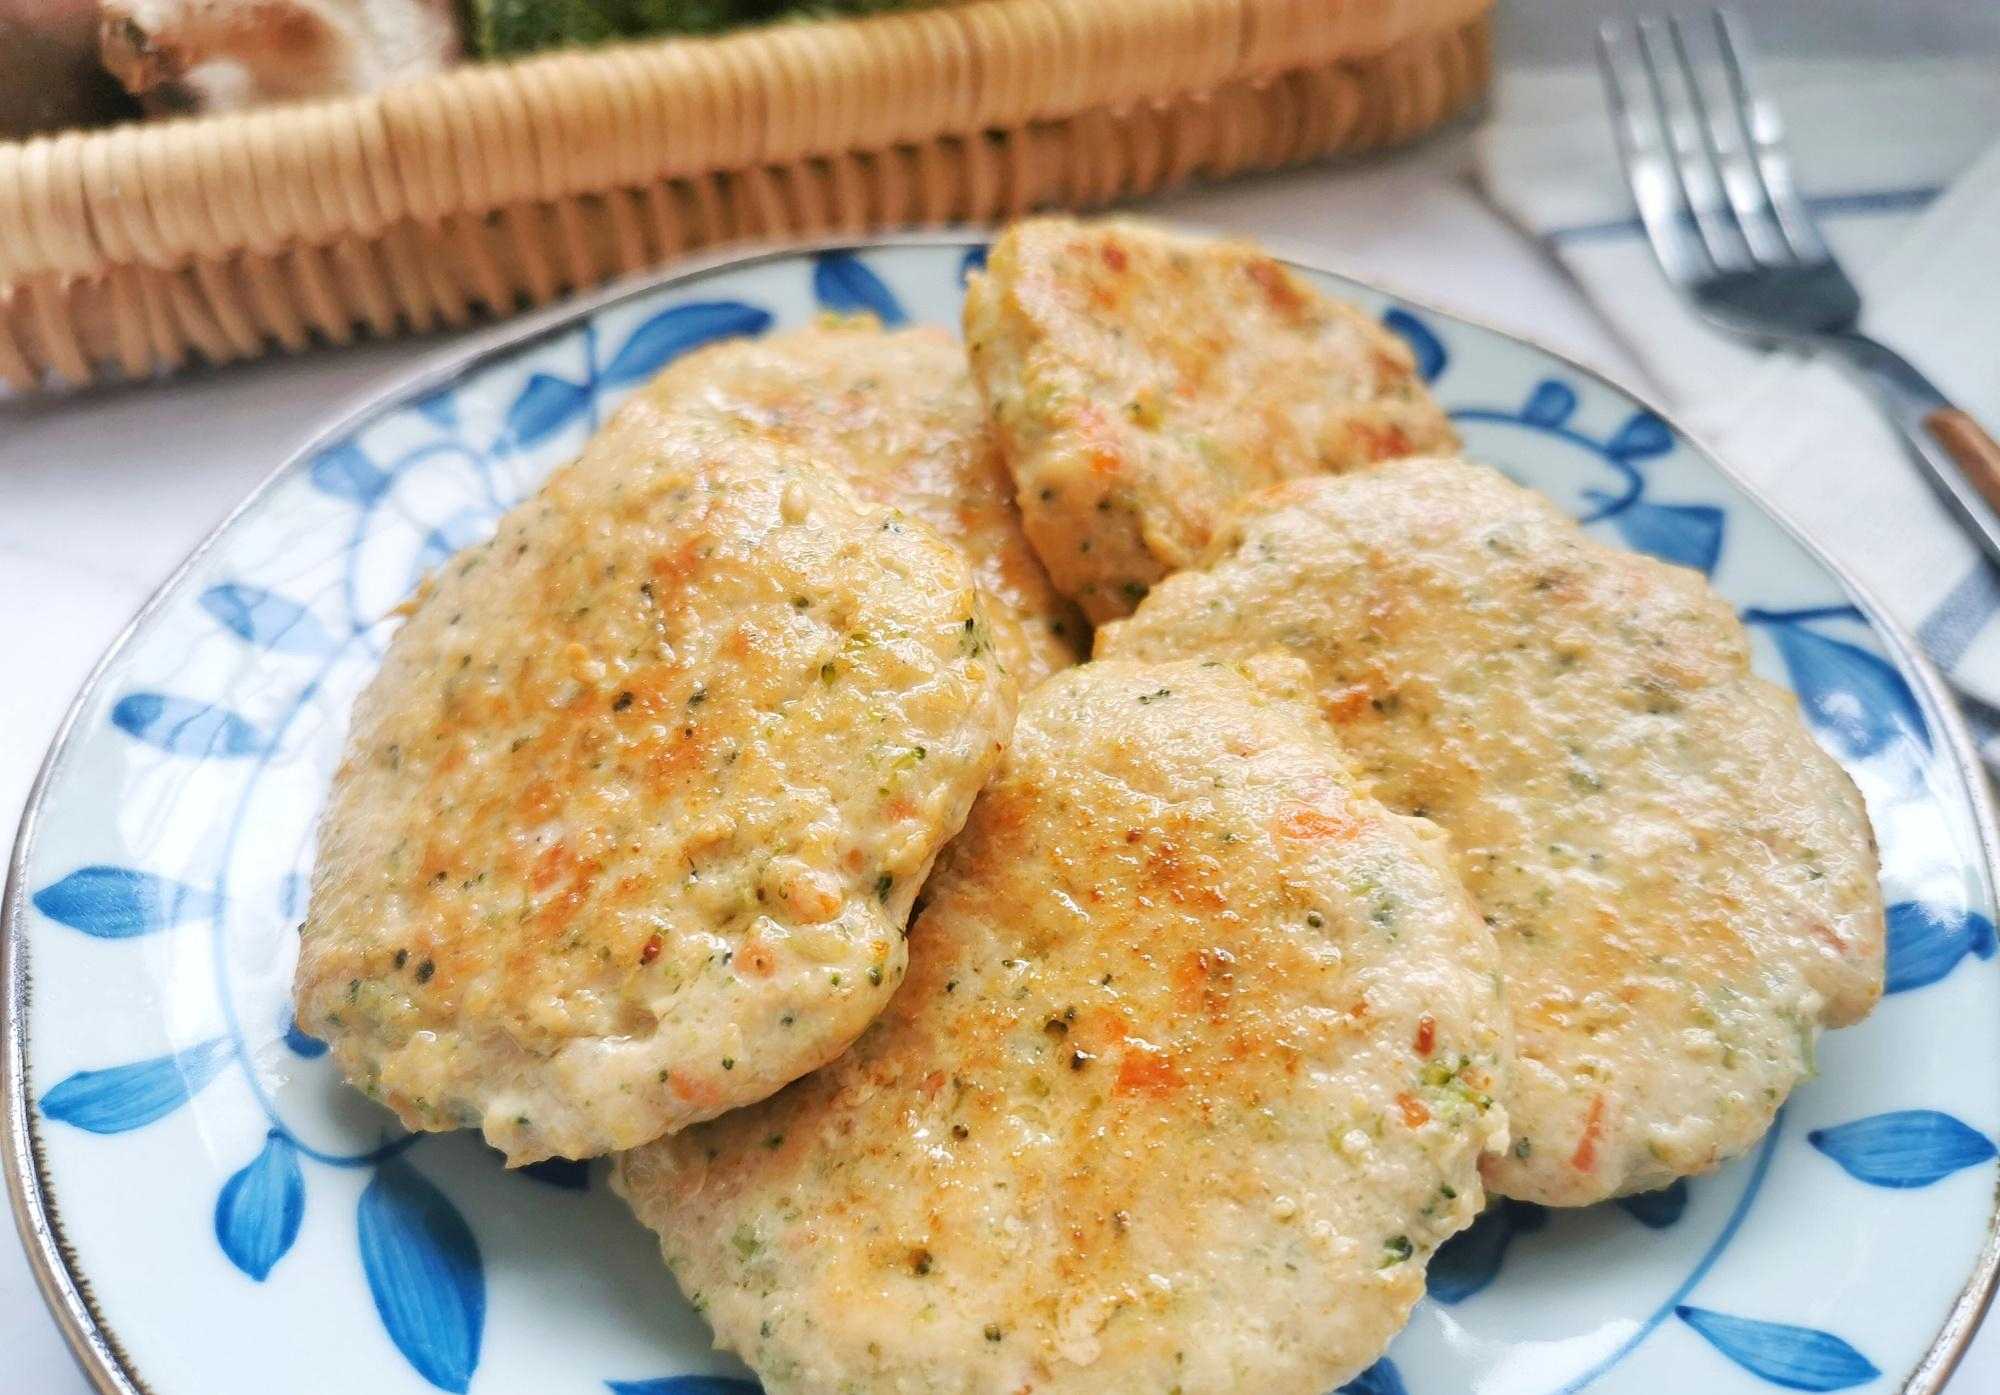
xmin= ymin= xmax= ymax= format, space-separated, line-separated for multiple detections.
xmin=3 ymin=3 xmax=1996 ymax=1391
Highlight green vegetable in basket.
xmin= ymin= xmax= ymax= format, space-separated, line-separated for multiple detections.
xmin=469 ymin=0 xmax=929 ymax=58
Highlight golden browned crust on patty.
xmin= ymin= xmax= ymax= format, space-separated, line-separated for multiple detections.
xmin=1099 ymin=457 xmax=1884 ymax=1206
xmin=616 ymin=656 xmax=1510 ymax=1395
xmin=965 ymin=217 xmax=1455 ymax=622
xmin=298 ymin=401 xmax=1016 ymax=1164
xmin=636 ymin=318 xmax=1083 ymax=687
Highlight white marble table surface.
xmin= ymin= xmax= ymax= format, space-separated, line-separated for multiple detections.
xmin=4 ymin=3 xmax=1996 ymax=1390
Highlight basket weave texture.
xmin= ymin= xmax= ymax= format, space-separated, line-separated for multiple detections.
xmin=0 ymin=0 xmax=1492 ymax=391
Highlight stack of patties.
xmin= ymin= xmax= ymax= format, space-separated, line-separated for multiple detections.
xmin=298 ymin=216 xmax=1886 ymax=1395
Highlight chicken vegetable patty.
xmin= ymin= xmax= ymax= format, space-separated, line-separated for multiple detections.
xmin=636 ymin=317 xmax=1083 ymax=687
xmin=964 ymin=217 xmax=1454 ymax=622
xmin=297 ymin=402 xmax=1017 ymax=1164
xmin=1099 ymin=457 xmax=1885 ymax=1205
xmin=616 ymin=656 xmax=1511 ymax=1395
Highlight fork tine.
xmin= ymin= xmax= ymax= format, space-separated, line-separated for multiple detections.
xmin=1639 ymin=16 xmax=1754 ymax=273
xmin=1669 ymin=12 xmax=1791 ymax=267
xmin=1596 ymin=20 xmax=1714 ymax=287
xmin=1711 ymin=8 xmax=1829 ymax=261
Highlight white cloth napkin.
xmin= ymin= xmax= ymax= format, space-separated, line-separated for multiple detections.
xmin=1475 ymin=59 xmax=2000 ymax=752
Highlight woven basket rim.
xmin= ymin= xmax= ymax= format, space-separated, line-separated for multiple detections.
xmin=7 ymin=0 xmax=1483 ymax=149
xmin=0 ymin=0 xmax=1489 ymax=274
xmin=0 ymin=3 xmax=1493 ymax=391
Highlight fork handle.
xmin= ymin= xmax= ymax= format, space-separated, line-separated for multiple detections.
xmin=1926 ymin=409 xmax=2000 ymax=518
xmin=1822 ymin=332 xmax=2000 ymax=571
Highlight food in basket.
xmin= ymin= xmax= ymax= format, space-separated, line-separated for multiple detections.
xmin=295 ymin=395 xmax=1016 ymax=1165
xmin=80 ymin=0 xmax=935 ymax=121
xmin=965 ymin=216 xmax=1457 ymax=622
xmin=616 ymin=655 xmax=1511 ymax=1395
xmin=468 ymin=0 xmax=929 ymax=57
xmin=99 ymin=0 xmax=460 ymax=113
xmin=1098 ymin=455 xmax=1886 ymax=1206
xmin=630 ymin=317 xmax=1083 ymax=688
xmin=0 ymin=0 xmax=137 ymax=137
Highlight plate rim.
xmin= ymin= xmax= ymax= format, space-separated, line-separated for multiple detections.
xmin=6 ymin=229 xmax=1997 ymax=1395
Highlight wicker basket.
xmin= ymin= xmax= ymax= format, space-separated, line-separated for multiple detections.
xmin=0 ymin=0 xmax=1492 ymax=391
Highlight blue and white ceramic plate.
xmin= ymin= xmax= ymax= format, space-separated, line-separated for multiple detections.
xmin=6 ymin=237 xmax=1999 ymax=1395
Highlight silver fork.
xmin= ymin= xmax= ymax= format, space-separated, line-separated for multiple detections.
xmin=1597 ymin=10 xmax=2000 ymax=567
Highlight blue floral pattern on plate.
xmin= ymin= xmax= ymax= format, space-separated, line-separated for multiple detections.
xmin=6 ymin=240 xmax=1997 ymax=1395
